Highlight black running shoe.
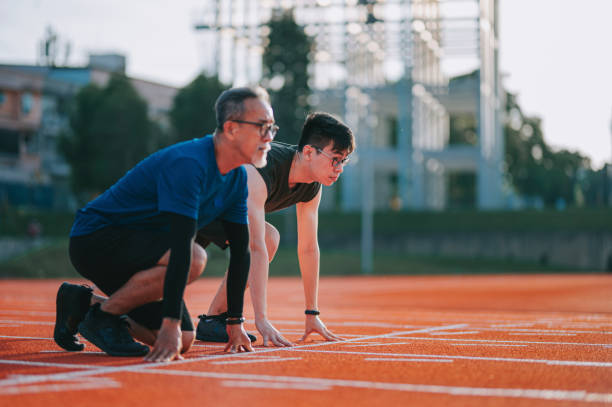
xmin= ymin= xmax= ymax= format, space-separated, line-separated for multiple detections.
xmin=54 ymin=282 xmax=93 ymax=351
xmin=78 ymin=303 xmax=149 ymax=357
xmin=196 ymin=313 xmax=257 ymax=343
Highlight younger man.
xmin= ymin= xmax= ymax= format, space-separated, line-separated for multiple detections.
xmin=196 ymin=112 xmax=355 ymax=346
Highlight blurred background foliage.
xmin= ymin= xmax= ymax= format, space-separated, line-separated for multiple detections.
xmin=58 ymin=74 xmax=159 ymax=200
xmin=50 ymin=12 xmax=609 ymax=211
xmin=1 ymin=13 xmax=610 ymax=277
xmin=261 ymin=11 xmax=312 ymax=144
xmin=0 ymin=206 xmax=607 ymax=277
xmin=169 ymin=74 xmax=226 ymax=143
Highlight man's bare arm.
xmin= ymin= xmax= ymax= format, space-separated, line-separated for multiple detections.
xmin=245 ymin=165 xmax=292 ymax=347
xmin=296 ymin=189 xmax=344 ymax=342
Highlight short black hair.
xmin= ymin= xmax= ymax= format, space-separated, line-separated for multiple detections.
xmin=297 ymin=112 xmax=355 ymax=154
xmin=215 ymin=86 xmax=270 ymax=131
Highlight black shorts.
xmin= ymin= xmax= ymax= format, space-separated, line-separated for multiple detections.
xmin=69 ymin=226 xmax=193 ymax=331
xmin=196 ymin=220 xmax=229 ymax=250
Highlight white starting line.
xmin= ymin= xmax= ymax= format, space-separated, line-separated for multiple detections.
xmin=0 ymin=319 xmax=611 ymax=403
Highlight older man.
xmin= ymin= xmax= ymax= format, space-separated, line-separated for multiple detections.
xmin=54 ymin=87 xmax=276 ymax=361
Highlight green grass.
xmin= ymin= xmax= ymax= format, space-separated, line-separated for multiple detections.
xmin=0 ymin=239 xmax=578 ymax=279
xmin=0 ymin=206 xmax=75 ymax=237
xmin=269 ymin=208 xmax=612 ymax=234
xmin=0 ymin=239 xmax=232 ymax=279
xmin=3 ymin=207 xmax=612 ymax=238
xmin=0 ymin=239 xmax=79 ymax=278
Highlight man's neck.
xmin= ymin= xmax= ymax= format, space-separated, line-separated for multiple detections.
xmin=288 ymin=151 xmax=315 ymax=187
xmin=213 ymin=133 xmax=241 ymax=175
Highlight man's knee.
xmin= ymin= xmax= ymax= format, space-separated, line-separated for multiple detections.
xmin=188 ymin=245 xmax=207 ymax=282
xmin=265 ymin=222 xmax=280 ymax=261
xmin=181 ymin=330 xmax=195 ymax=353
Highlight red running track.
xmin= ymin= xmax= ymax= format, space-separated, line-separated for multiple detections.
xmin=0 ymin=274 xmax=611 ymax=406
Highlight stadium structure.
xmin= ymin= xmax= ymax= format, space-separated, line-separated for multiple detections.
xmin=194 ymin=0 xmax=504 ymax=212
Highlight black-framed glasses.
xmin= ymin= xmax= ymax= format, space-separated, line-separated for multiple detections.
xmin=311 ymin=145 xmax=350 ymax=168
xmin=230 ymin=119 xmax=279 ymax=139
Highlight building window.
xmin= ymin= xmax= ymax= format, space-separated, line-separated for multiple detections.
xmin=22 ymin=92 xmax=33 ymax=114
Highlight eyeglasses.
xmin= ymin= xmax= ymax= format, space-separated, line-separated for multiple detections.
xmin=230 ymin=119 xmax=279 ymax=139
xmin=311 ymin=145 xmax=350 ymax=168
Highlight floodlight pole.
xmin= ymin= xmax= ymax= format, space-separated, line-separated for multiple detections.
xmin=361 ymin=100 xmax=374 ymax=275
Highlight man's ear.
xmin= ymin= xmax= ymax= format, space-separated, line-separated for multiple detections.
xmin=302 ymin=144 xmax=315 ymax=161
xmin=223 ymin=120 xmax=238 ymax=140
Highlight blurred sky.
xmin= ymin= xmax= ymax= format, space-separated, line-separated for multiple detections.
xmin=1 ymin=0 xmax=611 ymax=168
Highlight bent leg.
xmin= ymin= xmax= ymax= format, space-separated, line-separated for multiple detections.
xmin=206 ymin=222 xmax=279 ymax=315
xmin=127 ymin=319 xmax=195 ymax=352
xmin=126 ymin=300 xmax=195 ymax=352
xmin=101 ymin=242 xmax=206 ymax=315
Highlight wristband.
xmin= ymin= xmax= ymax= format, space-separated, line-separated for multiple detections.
xmin=226 ymin=317 xmax=245 ymax=325
xmin=305 ymin=309 xmax=320 ymax=316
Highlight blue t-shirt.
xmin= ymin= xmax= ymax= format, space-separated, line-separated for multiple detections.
xmin=70 ymin=136 xmax=248 ymax=237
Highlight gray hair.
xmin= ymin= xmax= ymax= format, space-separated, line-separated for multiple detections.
xmin=214 ymin=86 xmax=270 ymax=131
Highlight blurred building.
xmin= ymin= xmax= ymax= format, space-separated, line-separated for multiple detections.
xmin=0 ymin=54 xmax=177 ymax=209
xmin=195 ymin=0 xmax=504 ymax=211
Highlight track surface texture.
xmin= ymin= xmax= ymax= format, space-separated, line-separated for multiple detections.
xmin=1 ymin=274 xmax=611 ymax=406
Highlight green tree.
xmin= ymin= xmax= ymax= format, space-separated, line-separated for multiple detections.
xmin=503 ymin=93 xmax=591 ymax=207
xmin=59 ymin=74 xmax=154 ymax=200
xmin=581 ymin=165 xmax=610 ymax=207
xmin=262 ymin=11 xmax=312 ymax=144
xmin=449 ymin=114 xmax=477 ymax=146
xmin=446 ymin=86 xmax=594 ymax=208
xmin=169 ymin=74 xmax=226 ymax=143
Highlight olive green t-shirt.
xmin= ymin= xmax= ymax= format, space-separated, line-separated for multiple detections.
xmin=257 ymin=142 xmax=321 ymax=213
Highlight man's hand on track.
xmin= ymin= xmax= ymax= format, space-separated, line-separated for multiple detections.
xmin=298 ymin=315 xmax=345 ymax=342
xmin=225 ymin=324 xmax=254 ymax=353
xmin=256 ymin=318 xmax=293 ymax=347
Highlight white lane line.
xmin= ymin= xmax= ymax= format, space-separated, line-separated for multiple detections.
xmin=510 ymin=333 xmax=577 ymax=336
xmin=342 ymin=341 xmax=384 ymax=345
xmin=211 ymin=357 xmax=302 ymax=365
xmin=272 ymin=320 xmax=421 ymax=329
xmin=0 ymin=377 xmax=120 ymax=395
xmin=139 ymin=368 xmax=612 ymax=403
xmin=280 ymin=324 xmax=468 ymax=351
xmin=221 ymin=380 xmax=331 ymax=391
xmin=0 ymin=335 xmax=51 ymax=340
xmin=479 ymin=327 xmax=611 ymax=335
xmin=0 ymin=310 xmax=56 ymax=317
xmin=345 ymin=342 xmax=409 ymax=348
xmin=451 ymin=344 xmax=528 ymax=347
xmin=0 ymin=359 xmax=100 ymax=369
xmin=40 ymin=350 xmax=105 ymax=355
xmin=0 ymin=324 xmax=468 ymax=387
xmin=0 ymin=319 xmax=53 ymax=326
xmin=365 ymin=358 xmax=453 ymax=363
xmin=429 ymin=331 xmax=480 ymax=336
xmin=279 ymin=330 xmax=362 ymax=337
xmin=490 ymin=323 xmax=534 ymax=328
xmin=394 ymin=336 xmax=612 ymax=348
xmin=290 ymin=349 xmax=612 ymax=368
